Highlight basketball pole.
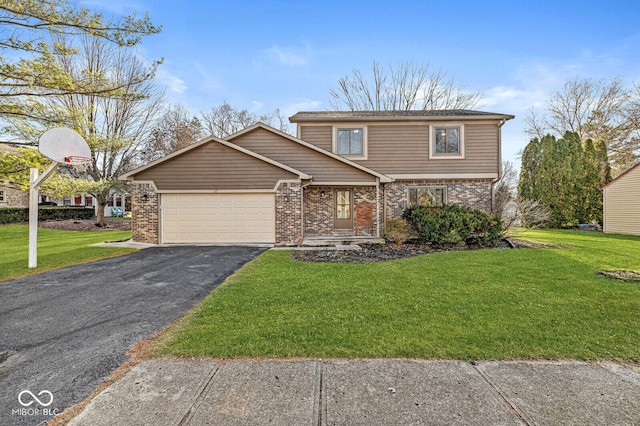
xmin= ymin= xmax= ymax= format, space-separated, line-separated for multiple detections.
xmin=28 ymin=163 xmax=60 ymax=268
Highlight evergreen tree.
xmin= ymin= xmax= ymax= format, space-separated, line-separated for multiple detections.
xmin=518 ymin=131 xmax=611 ymax=227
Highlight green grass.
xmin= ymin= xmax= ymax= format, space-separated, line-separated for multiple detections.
xmin=153 ymin=229 xmax=640 ymax=361
xmin=0 ymin=225 xmax=134 ymax=281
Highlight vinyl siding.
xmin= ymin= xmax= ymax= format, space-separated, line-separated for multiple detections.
xmin=299 ymin=126 xmax=333 ymax=151
xmin=230 ymin=127 xmax=376 ymax=183
xmin=133 ymin=142 xmax=297 ymax=190
xmin=603 ymin=165 xmax=640 ymax=236
xmin=299 ymin=123 xmax=500 ymax=175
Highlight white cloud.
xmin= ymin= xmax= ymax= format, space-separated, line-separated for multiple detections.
xmin=483 ymin=85 xmax=546 ymax=112
xmin=193 ymin=64 xmax=223 ymax=93
xmin=254 ymin=43 xmax=313 ymax=68
xmin=280 ymin=98 xmax=324 ymax=120
xmin=265 ymin=44 xmax=310 ymax=66
xmin=156 ymin=68 xmax=187 ymax=94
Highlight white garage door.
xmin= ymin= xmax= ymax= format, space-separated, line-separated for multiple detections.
xmin=162 ymin=193 xmax=275 ymax=244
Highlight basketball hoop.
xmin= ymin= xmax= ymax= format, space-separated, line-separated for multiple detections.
xmin=64 ymin=156 xmax=92 ymax=165
xmin=28 ymin=128 xmax=91 ymax=268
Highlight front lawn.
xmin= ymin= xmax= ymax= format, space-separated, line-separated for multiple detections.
xmin=0 ymin=225 xmax=134 ymax=281
xmin=153 ymin=229 xmax=640 ymax=361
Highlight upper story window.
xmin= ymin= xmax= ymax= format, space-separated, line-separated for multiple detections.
xmin=333 ymin=126 xmax=367 ymax=158
xmin=430 ymin=125 xmax=465 ymax=159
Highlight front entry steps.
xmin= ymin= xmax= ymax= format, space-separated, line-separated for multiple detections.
xmin=301 ymin=236 xmax=385 ymax=247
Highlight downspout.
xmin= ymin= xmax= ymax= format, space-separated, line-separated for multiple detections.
xmin=376 ymin=179 xmax=380 ymax=238
xmin=300 ymin=180 xmax=311 ymax=245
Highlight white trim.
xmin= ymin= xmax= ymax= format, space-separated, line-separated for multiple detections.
xmin=307 ymin=181 xmax=379 ymax=186
xmin=376 ymin=183 xmax=380 ymax=238
xmin=156 ymin=189 xmax=277 ymax=194
xmin=290 ymin=113 xmax=515 ymax=123
xmin=227 ymin=123 xmax=393 ymax=183
xmin=294 ymin=119 xmax=508 ymax=126
xmin=389 ymin=173 xmax=498 ymax=180
xmin=332 ymin=126 xmax=367 ymax=160
xmin=429 ymin=124 xmax=465 ymax=159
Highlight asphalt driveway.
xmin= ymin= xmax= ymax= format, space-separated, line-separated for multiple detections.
xmin=0 ymin=246 xmax=265 ymax=426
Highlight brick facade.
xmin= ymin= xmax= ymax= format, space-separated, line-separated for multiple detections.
xmin=131 ymin=183 xmax=159 ymax=244
xmin=303 ymin=186 xmax=380 ymax=238
xmin=275 ymin=181 xmax=302 ymax=245
xmin=130 ymin=180 xmax=493 ymax=245
xmin=383 ymin=180 xmax=493 ymax=220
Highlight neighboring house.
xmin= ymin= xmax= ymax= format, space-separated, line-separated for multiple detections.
xmin=603 ymin=163 xmax=640 ymax=236
xmin=0 ymin=184 xmax=29 ymax=207
xmin=56 ymin=193 xmax=126 ymax=217
xmin=119 ymin=109 xmax=514 ymax=245
xmin=0 ymin=143 xmax=30 ymax=207
xmin=1 ymin=143 xmax=126 ymax=216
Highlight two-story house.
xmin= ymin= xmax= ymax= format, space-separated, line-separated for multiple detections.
xmin=120 ymin=110 xmax=514 ymax=245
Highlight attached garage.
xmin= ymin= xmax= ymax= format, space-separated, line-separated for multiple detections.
xmin=120 ymin=136 xmax=310 ymax=245
xmin=162 ymin=193 xmax=275 ymax=244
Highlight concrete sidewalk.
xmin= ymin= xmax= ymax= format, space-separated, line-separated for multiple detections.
xmin=68 ymin=358 xmax=640 ymax=425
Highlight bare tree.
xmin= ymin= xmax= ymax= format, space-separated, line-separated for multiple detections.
xmin=493 ymin=160 xmax=517 ymax=218
xmin=142 ymin=104 xmax=203 ymax=162
xmin=200 ymin=102 xmax=290 ymax=138
xmin=525 ymin=77 xmax=637 ymax=172
xmin=329 ymin=60 xmax=483 ymax=111
xmin=5 ymin=35 xmax=164 ymax=225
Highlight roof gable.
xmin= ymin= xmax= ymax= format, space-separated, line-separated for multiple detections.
xmin=119 ymin=136 xmax=310 ymax=181
xmin=227 ymin=123 xmax=392 ymax=183
xmin=603 ymin=162 xmax=640 ymax=189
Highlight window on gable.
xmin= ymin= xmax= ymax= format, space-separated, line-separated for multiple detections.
xmin=430 ymin=125 xmax=465 ymax=158
xmin=335 ymin=127 xmax=365 ymax=156
xmin=408 ymin=187 xmax=446 ymax=206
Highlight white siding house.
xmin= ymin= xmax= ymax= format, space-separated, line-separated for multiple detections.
xmin=603 ymin=163 xmax=640 ymax=236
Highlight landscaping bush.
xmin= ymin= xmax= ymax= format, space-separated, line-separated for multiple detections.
xmin=402 ymin=203 xmax=504 ymax=247
xmin=0 ymin=207 xmax=95 ymax=224
xmin=384 ymin=218 xmax=410 ymax=247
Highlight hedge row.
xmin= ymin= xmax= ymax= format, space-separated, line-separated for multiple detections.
xmin=0 ymin=207 xmax=95 ymax=224
xmin=402 ymin=203 xmax=504 ymax=247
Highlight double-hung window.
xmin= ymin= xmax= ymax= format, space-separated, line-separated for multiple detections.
xmin=0 ymin=190 xmax=5 ymax=202
xmin=430 ymin=125 xmax=465 ymax=158
xmin=334 ymin=127 xmax=366 ymax=158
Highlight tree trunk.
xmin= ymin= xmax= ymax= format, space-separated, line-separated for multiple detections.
xmin=95 ymin=191 xmax=109 ymax=226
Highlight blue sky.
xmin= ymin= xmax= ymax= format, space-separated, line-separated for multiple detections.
xmin=79 ymin=0 xmax=640 ymax=166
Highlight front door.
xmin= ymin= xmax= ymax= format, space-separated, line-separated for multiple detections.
xmin=334 ymin=189 xmax=353 ymax=229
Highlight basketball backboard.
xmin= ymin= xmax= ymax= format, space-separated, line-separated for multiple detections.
xmin=38 ymin=128 xmax=91 ymax=164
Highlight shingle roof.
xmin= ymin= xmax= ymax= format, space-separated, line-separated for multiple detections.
xmin=289 ymin=109 xmax=514 ymax=122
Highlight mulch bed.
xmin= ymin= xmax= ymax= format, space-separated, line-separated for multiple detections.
xmin=291 ymin=239 xmax=561 ymax=263
xmin=37 ymin=218 xmax=131 ymax=232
